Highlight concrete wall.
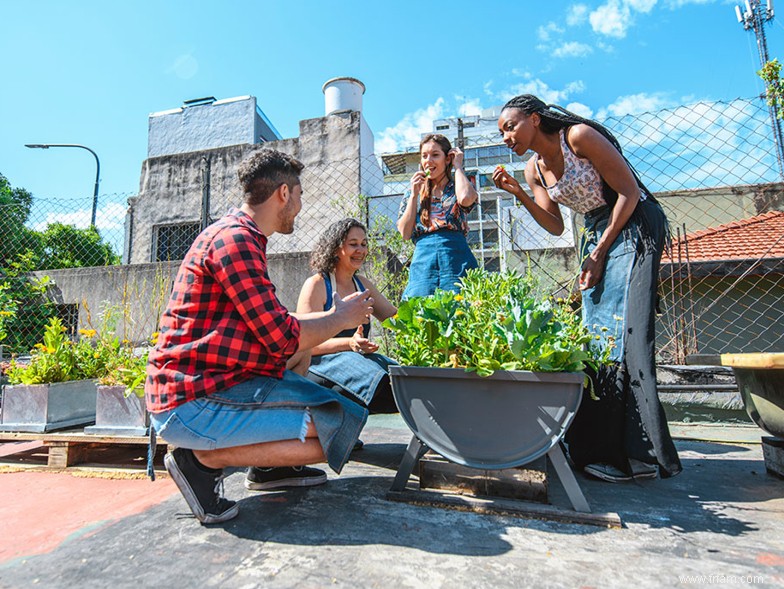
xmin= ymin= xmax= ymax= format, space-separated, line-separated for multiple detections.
xmin=128 ymin=111 xmax=368 ymax=264
xmin=148 ymin=96 xmax=279 ymax=158
xmin=35 ymin=251 xmax=312 ymax=345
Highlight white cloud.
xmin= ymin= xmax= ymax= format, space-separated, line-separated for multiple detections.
xmin=537 ymin=22 xmax=565 ymax=42
xmin=565 ymin=102 xmax=594 ymax=118
xmin=567 ymin=3 xmax=590 ymax=25
xmin=376 ymin=98 xmax=446 ymax=153
xmin=589 ymin=0 xmax=631 ymax=38
xmin=497 ymin=78 xmax=586 ymax=106
xmin=596 ymin=92 xmax=675 ymax=119
xmin=552 ymin=41 xmax=594 ymax=58
xmin=457 ymin=98 xmax=483 ymax=117
xmin=588 ymin=0 xmax=659 ymax=38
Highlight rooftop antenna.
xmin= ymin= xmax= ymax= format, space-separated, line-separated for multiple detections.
xmin=735 ymin=0 xmax=784 ymax=177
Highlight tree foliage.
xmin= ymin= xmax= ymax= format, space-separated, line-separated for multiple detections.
xmin=0 ymin=173 xmax=121 ymax=354
xmin=759 ymin=59 xmax=784 ymax=119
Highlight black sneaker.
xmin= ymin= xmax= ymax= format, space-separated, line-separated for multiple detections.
xmin=164 ymin=448 xmax=239 ymax=524
xmin=629 ymin=459 xmax=659 ymax=480
xmin=244 ymin=466 xmax=327 ymax=491
xmin=584 ymin=463 xmax=633 ymax=483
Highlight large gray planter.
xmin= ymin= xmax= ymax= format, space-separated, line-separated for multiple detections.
xmin=0 ymin=380 xmax=97 ymax=433
xmin=84 ymin=385 xmax=149 ymax=437
xmin=388 ymin=366 xmax=591 ymax=513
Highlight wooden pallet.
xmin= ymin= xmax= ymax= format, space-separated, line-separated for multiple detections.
xmin=0 ymin=428 xmax=168 ymax=470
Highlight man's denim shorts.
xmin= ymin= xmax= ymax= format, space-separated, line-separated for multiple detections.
xmin=150 ymin=370 xmax=368 ymax=474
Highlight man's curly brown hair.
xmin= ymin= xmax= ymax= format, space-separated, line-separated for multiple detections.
xmin=310 ymin=218 xmax=367 ymax=274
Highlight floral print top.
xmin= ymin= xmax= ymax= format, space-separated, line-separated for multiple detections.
xmin=534 ymin=128 xmax=648 ymax=215
xmin=397 ymin=180 xmax=475 ymax=240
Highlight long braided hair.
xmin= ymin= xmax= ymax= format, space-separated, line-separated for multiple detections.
xmin=501 ymin=94 xmax=654 ymax=202
xmin=418 ymin=134 xmax=453 ymax=226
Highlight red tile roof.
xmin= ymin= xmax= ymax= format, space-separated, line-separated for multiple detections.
xmin=662 ymin=210 xmax=784 ymax=263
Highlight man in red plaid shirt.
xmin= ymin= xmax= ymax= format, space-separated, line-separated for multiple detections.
xmin=146 ymin=149 xmax=375 ymax=524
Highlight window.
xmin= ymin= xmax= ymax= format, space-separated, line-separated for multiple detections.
xmin=154 ymin=222 xmax=201 ymax=262
xmin=478 ymin=145 xmax=510 ymax=167
xmin=463 ymin=148 xmax=478 ymax=168
xmin=436 ymin=124 xmax=450 ymax=131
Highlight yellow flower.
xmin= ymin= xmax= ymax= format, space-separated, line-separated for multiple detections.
xmin=150 ymin=332 xmax=160 ymax=345
xmin=46 ymin=346 xmax=56 ymax=354
xmin=79 ymin=329 xmax=97 ymax=338
xmin=94 ymin=352 xmax=100 ymax=358
xmin=454 ymin=294 xmax=464 ymax=302
xmin=0 ymin=310 xmax=13 ymax=317
xmin=122 ymin=339 xmax=130 ymax=345
xmin=454 ymin=310 xmax=464 ymax=316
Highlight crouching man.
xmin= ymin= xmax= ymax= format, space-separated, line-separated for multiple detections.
xmin=145 ymin=149 xmax=374 ymax=524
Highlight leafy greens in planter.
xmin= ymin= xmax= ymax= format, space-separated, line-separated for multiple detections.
xmin=383 ymin=268 xmax=614 ymax=377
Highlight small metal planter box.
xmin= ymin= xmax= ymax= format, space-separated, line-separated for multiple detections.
xmin=0 ymin=380 xmax=97 ymax=433
xmin=84 ymin=385 xmax=149 ymax=437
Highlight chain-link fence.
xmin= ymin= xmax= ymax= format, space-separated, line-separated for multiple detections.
xmin=1 ymin=97 xmax=782 ymax=363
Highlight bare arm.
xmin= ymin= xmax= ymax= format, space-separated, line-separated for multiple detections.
xmin=296 ymin=275 xmax=352 ymax=355
xmin=450 ymin=148 xmax=478 ymax=208
xmin=291 ymin=289 xmax=374 ymax=351
xmin=397 ymin=170 xmax=425 ymax=240
xmin=492 ymin=161 xmax=565 ymax=235
xmin=356 ymin=274 xmax=397 ymax=321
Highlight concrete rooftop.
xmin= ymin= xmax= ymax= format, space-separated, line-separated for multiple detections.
xmin=0 ymin=415 xmax=782 ymax=588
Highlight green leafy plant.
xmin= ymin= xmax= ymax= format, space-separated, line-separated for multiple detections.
xmin=383 ymin=268 xmax=614 ymax=378
xmin=759 ymin=59 xmax=784 ymax=119
xmin=5 ymin=311 xmax=153 ymax=396
xmin=6 ymin=317 xmax=82 ymax=384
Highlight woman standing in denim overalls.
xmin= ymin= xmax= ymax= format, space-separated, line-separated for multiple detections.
xmin=397 ymin=134 xmax=479 ymax=299
xmin=493 ymin=94 xmax=682 ymax=483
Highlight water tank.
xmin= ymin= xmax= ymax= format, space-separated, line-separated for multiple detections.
xmin=322 ymin=77 xmax=365 ymax=115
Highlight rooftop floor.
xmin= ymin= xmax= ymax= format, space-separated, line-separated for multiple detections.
xmin=0 ymin=415 xmax=782 ymax=588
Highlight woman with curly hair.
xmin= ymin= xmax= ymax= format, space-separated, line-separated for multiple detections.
xmin=397 ymin=134 xmax=479 ymax=298
xmin=297 ymin=218 xmax=398 ymax=414
xmin=492 ymin=94 xmax=681 ymax=483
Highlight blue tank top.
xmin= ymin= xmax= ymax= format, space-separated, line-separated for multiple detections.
xmin=321 ymin=272 xmax=371 ymax=339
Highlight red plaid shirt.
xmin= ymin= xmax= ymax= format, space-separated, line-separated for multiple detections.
xmin=145 ymin=209 xmax=301 ymax=413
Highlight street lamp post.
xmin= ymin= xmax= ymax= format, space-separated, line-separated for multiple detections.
xmin=25 ymin=143 xmax=101 ymax=228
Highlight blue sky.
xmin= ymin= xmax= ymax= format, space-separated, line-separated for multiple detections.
xmin=2 ymin=0 xmax=783 ymax=230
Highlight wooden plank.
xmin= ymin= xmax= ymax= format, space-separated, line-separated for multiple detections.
xmin=419 ymin=454 xmax=548 ymax=503
xmin=46 ymin=441 xmax=92 ymax=468
xmin=386 ymin=488 xmax=622 ymax=528
xmin=720 ymin=353 xmax=784 ymax=369
xmin=0 ymin=428 xmax=149 ymax=445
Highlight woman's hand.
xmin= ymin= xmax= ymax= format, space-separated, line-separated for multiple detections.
xmin=410 ymin=170 xmax=427 ymax=198
xmin=579 ymin=249 xmax=607 ymax=290
xmin=448 ymin=147 xmax=464 ymax=171
xmin=349 ymin=326 xmax=379 ymax=355
xmin=492 ymin=166 xmax=522 ymax=197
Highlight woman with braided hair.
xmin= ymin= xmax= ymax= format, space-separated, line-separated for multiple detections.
xmin=397 ymin=133 xmax=479 ymax=298
xmin=493 ymin=94 xmax=682 ymax=483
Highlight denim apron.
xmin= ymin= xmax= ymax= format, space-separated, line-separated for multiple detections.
xmin=307 ymin=273 xmax=398 ymax=406
xmin=403 ymin=230 xmax=478 ymax=299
